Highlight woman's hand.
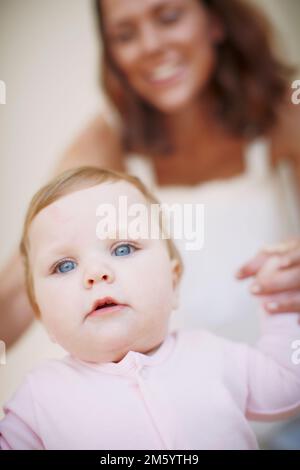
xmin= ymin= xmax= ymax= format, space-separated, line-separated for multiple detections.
xmin=236 ymin=239 xmax=300 ymax=314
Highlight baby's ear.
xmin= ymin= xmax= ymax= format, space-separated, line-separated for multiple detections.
xmin=43 ymin=325 xmax=57 ymax=344
xmin=39 ymin=313 xmax=57 ymax=343
xmin=170 ymin=259 xmax=181 ymax=309
xmin=50 ymin=335 xmax=57 ymax=344
xmin=48 ymin=331 xmax=57 ymax=344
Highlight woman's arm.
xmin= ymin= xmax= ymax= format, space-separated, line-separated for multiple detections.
xmin=51 ymin=115 xmax=125 ymax=174
xmin=0 ymin=252 xmax=34 ymax=349
xmin=0 ymin=115 xmax=125 ymax=348
xmin=237 ymin=99 xmax=300 ymax=314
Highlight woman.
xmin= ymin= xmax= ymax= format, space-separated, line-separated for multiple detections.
xmin=1 ymin=0 xmax=300 ymax=347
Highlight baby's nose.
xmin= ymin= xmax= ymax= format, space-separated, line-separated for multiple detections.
xmin=83 ymin=263 xmax=115 ymax=288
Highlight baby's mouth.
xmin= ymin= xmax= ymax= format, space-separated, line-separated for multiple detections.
xmin=86 ymin=297 xmax=127 ymax=318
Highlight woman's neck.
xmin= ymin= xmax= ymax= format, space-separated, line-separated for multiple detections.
xmin=164 ymin=99 xmax=226 ymax=153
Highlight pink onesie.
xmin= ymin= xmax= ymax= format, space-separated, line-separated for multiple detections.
xmin=1 ymin=310 xmax=300 ymax=449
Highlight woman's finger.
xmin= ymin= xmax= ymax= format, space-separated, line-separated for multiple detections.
xmin=236 ymin=238 xmax=300 ymax=279
xmin=250 ymin=264 xmax=300 ymax=295
xmin=278 ymin=247 xmax=300 ymax=269
xmin=235 ymin=251 xmax=271 ymax=279
xmin=260 ymin=291 xmax=300 ymax=315
xmin=262 ymin=238 xmax=300 ymax=255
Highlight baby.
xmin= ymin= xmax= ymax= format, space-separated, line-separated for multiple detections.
xmin=0 ymin=166 xmax=299 ymax=450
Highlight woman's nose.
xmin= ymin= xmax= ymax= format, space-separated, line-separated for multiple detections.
xmin=139 ymin=23 xmax=163 ymax=54
xmin=83 ymin=263 xmax=115 ymax=289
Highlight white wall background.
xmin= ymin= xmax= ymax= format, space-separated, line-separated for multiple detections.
xmin=0 ymin=0 xmax=300 ymax=436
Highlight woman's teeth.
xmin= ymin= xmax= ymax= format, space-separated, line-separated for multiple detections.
xmin=149 ymin=63 xmax=182 ymax=82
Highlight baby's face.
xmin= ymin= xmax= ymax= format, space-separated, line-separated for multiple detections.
xmin=28 ymin=181 xmax=179 ymax=363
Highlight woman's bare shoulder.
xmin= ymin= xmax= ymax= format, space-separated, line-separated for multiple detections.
xmin=53 ymin=114 xmax=126 ymax=175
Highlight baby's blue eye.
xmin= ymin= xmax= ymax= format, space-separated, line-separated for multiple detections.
xmin=55 ymin=260 xmax=77 ymax=274
xmin=112 ymin=244 xmax=136 ymax=257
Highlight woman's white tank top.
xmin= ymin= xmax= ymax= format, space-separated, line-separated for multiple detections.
xmin=125 ymin=140 xmax=300 ymax=343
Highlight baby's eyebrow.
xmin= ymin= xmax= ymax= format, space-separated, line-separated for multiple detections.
xmin=46 ymin=242 xmax=73 ymax=255
xmin=97 ymin=228 xmax=153 ymax=242
xmin=96 ymin=223 xmax=136 ymax=241
xmin=34 ymin=243 xmax=74 ymax=267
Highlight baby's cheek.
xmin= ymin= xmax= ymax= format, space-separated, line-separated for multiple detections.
xmin=146 ymin=268 xmax=174 ymax=311
xmin=33 ymin=280 xmax=50 ymax=312
xmin=34 ymin=279 xmax=73 ymax=326
xmin=34 ymin=279 xmax=59 ymax=309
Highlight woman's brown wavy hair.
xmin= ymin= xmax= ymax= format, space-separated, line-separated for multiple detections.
xmin=94 ymin=0 xmax=293 ymax=155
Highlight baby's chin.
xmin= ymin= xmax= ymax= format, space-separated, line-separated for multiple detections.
xmin=63 ymin=332 xmax=166 ymax=364
xmin=59 ymin=332 xmax=138 ymax=364
xmin=47 ymin=311 xmax=170 ymax=363
xmin=73 ymin=349 xmax=129 ymax=364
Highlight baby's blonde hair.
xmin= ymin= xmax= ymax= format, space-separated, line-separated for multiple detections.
xmin=20 ymin=166 xmax=184 ymax=317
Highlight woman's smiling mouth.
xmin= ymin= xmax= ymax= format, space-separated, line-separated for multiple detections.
xmin=146 ymin=61 xmax=186 ymax=86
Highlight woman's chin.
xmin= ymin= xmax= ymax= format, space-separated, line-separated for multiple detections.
xmin=148 ymin=89 xmax=200 ymax=115
xmin=152 ymin=97 xmax=196 ymax=115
